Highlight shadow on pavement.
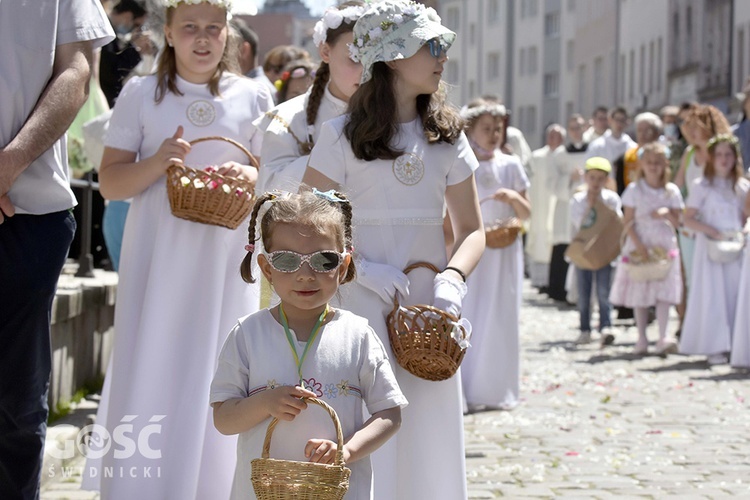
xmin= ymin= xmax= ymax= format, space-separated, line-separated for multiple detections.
xmin=639 ymin=359 xmax=709 ymax=372
xmin=689 ymin=369 xmax=750 ymax=382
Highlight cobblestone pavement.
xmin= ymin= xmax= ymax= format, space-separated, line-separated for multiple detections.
xmin=42 ymin=280 xmax=750 ymax=499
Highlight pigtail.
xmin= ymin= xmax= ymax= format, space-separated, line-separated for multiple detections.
xmin=240 ymin=192 xmax=277 ymax=283
xmin=331 ymin=191 xmax=357 ymax=284
xmin=303 ymin=62 xmax=330 ymax=153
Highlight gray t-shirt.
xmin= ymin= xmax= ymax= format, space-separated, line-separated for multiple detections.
xmin=0 ymin=0 xmax=114 ymax=214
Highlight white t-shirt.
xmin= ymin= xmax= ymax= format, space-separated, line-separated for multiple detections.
xmin=586 ymin=130 xmax=637 ymax=167
xmin=570 ymin=188 xmax=622 ymax=236
xmin=210 ymin=308 xmax=407 ymax=500
xmin=1 ymin=0 xmax=114 ymax=214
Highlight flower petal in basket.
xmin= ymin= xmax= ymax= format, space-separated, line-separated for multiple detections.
xmin=166 ymin=136 xmax=259 ymax=230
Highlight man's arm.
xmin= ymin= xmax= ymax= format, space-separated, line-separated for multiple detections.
xmin=0 ymin=40 xmax=94 ymax=220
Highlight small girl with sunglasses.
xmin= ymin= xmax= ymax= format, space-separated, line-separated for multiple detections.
xmin=210 ymin=189 xmax=406 ymax=499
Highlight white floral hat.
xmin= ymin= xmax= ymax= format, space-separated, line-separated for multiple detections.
xmin=350 ymin=0 xmax=456 ymax=83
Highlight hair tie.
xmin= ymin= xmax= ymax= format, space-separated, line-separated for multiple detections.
xmin=312 ymin=188 xmax=345 ymax=203
xmin=245 ymin=244 xmax=255 ymax=252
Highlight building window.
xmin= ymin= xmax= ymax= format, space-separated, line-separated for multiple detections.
xmin=593 ymin=57 xmax=603 ymax=107
xmin=649 ymin=41 xmax=655 ymax=93
xmin=519 ymin=47 xmax=527 ymax=76
xmin=544 ymin=12 xmax=560 ymax=38
xmin=739 ymin=30 xmax=746 ymax=91
xmin=470 ymin=23 xmax=476 ymax=46
xmin=529 ymin=46 xmax=538 ymax=75
xmin=488 ymin=52 xmax=501 ymax=81
xmin=544 ymin=72 xmax=559 ymax=97
xmin=488 ymin=0 xmax=500 ymax=23
xmin=619 ymin=54 xmax=626 ymax=102
xmin=566 ymin=40 xmax=574 ymax=72
xmin=639 ymin=44 xmax=645 ymax=94
xmin=445 ymin=7 xmax=459 ymax=31
xmin=629 ymin=49 xmax=634 ymax=99
xmin=528 ymin=105 xmax=537 ymax=134
xmin=657 ymin=37 xmax=663 ymax=90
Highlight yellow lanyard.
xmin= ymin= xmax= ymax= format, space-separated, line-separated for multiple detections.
xmin=279 ymin=304 xmax=328 ymax=390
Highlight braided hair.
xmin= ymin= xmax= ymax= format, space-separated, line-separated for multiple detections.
xmin=240 ymin=189 xmax=356 ymax=284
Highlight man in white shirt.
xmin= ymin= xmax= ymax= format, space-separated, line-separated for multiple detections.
xmin=586 ymin=106 xmax=637 ymax=189
xmin=0 ymin=2 xmax=113 ymax=496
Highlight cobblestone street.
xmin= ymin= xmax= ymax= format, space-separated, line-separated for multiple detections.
xmin=42 ymin=280 xmax=750 ymax=499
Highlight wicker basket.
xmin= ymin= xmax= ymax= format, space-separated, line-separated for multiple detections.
xmin=166 ymin=136 xmax=259 ymax=229
xmin=480 ymin=198 xmax=522 ymax=248
xmin=386 ymin=262 xmax=471 ymax=382
xmin=251 ymin=398 xmax=351 ymax=499
xmin=620 ymin=218 xmax=675 ymax=283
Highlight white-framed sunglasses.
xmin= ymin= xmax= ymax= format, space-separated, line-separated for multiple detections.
xmin=264 ymin=250 xmax=347 ymax=273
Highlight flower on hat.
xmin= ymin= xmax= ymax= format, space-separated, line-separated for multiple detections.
xmin=312 ymin=5 xmax=368 ymax=48
xmin=348 ymin=1 xmax=429 ymax=62
xmin=164 ymin=0 xmax=233 ymax=9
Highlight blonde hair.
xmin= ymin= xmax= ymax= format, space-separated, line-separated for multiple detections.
xmin=635 ymin=142 xmax=671 ymax=187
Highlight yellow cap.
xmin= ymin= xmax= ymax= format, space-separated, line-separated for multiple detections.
xmin=585 ymin=156 xmax=612 ymax=174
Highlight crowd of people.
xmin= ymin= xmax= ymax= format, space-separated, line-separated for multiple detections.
xmin=2 ymin=0 xmax=750 ymax=499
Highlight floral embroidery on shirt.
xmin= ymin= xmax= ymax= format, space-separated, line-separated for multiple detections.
xmin=303 ymin=378 xmax=323 ymax=397
xmin=324 ymin=384 xmax=338 ymax=398
xmin=337 ymin=380 xmax=352 ymax=396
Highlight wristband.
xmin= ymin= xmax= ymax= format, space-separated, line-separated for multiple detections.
xmin=443 ymin=266 xmax=466 ymax=282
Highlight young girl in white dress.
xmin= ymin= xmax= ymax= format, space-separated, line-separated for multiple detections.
xmin=254 ymin=1 xmax=366 ymax=194
xmin=731 ymin=193 xmax=750 ymax=368
xmin=301 ymin=2 xmax=485 ymax=498
xmin=82 ymin=1 xmax=273 ymax=497
xmin=459 ymin=98 xmax=531 ymax=412
xmin=680 ymin=134 xmax=750 ymax=365
xmin=609 ymin=142 xmax=684 ymax=356
xmin=210 ymin=190 xmax=406 ymax=499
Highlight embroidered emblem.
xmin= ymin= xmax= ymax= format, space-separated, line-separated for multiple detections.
xmin=392 ymin=153 xmax=424 ymax=185
xmin=266 ymin=379 xmax=279 ymax=390
xmin=186 ymin=100 xmax=215 ymax=127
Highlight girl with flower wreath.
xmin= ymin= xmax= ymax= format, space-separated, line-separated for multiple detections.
xmin=680 ymin=134 xmax=750 ymax=366
xmin=459 ymin=97 xmax=531 ymax=412
xmin=302 ymin=1 xmax=485 ymax=498
xmin=253 ymin=1 xmax=368 ymax=195
xmin=81 ymin=0 xmax=273 ymax=497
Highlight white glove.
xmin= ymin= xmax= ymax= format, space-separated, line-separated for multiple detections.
xmin=432 ymin=271 xmax=468 ymax=318
xmin=355 ymin=256 xmax=410 ymax=303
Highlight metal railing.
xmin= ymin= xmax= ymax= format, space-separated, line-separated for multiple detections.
xmin=69 ymin=171 xmax=99 ymax=278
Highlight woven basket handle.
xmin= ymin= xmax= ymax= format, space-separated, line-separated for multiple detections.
xmin=391 ymin=261 xmax=441 ymax=309
xmin=188 ymin=136 xmax=260 ymax=169
xmin=261 ymin=397 xmax=346 ymax=466
xmin=620 ymin=216 xmax=675 ymax=248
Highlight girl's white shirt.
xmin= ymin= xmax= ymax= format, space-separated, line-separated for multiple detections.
xmin=254 ymin=84 xmax=348 ymax=194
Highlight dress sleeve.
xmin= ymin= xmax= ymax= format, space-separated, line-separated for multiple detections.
xmin=447 ymin=132 xmax=479 ymax=186
xmin=666 ymin=183 xmax=685 ymax=209
xmin=58 ymin=0 xmax=114 ymax=48
xmin=104 ymin=76 xmax=146 ymax=153
xmin=620 ymin=182 xmax=637 ymax=207
xmin=255 ymin=105 xmax=310 ymax=193
xmin=247 ymin=85 xmax=274 ymax=158
xmin=307 ymin=119 xmax=348 ymax=185
xmin=358 ymin=326 xmax=408 ymax=415
xmin=511 ymin=156 xmax=530 ymax=192
xmin=209 ymin=322 xmax=251 ymax=405
xmin=686 ymin=179 xmax=707 ymax=210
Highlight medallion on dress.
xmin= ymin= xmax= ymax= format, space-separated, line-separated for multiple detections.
xmin=186 ymin=100 xmax=216 ymax=127
xmin=392 ymin=152 xmax=424 ymax=185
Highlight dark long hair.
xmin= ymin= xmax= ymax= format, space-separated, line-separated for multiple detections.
xmin=344 ymin=63 xmax=464 ymax=161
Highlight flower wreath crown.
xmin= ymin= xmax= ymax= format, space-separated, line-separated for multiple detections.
xmin=163 ymin=0 xmax=233 ymax=12
xmin=312 ymin=4 xmax=369 ymax=48
xmin=706 ymin=133 xmax=740 ymax=150
xmin=460 ymin=104 xmax=507 ymax=122
xmin=348 ymin=1 xmax=427 ymax=63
